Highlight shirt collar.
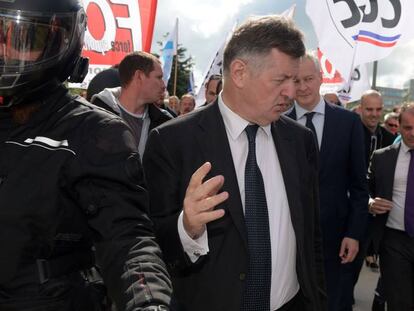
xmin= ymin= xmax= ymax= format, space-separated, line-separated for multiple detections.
xmin=400 ymin=139 xmax=412 ymax=154
xmin=117 ymin=101 xmax=149 ymax=119
xmin=218 ymin=94 xmax=271 ymax=140
xmin=295 ymin=96 xmax=326 ymax=120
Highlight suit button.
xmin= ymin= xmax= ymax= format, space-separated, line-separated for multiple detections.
xmin=239 ymin=273 xmax=246 ymax=281
xmin=87 ymin=204 xmax=97 ymax=215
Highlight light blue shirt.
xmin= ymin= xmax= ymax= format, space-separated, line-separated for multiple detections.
xmin=294 ymin=97 xmax=326 ymax=149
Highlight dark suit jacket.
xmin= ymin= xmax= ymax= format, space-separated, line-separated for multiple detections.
xmin=288 ymin=103 xmax=368 ymax=259
xmin=363 ymin=124 xmax=396 ymax=169
xmin=143 ymin=102 xmax=327 ymax=311
xmin=368 ymin=143 xmax=400 ymax=252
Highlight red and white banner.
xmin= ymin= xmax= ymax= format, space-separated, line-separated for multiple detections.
xmin=72 ymin=0 xmax=158 ymax=88
xmin=307 ymin=0 xmax=414 ymax=83
xmin=318 ymin=49 xmax=370 ymax=104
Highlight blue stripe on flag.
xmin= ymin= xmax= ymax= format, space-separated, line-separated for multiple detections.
xmin=352 ymin=31 xmax=401 ymax=42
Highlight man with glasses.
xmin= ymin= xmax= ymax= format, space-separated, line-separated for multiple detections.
xmin=384 ymin=112 xmax=400 ymax=136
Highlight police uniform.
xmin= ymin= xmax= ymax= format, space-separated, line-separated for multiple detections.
xmin=0 ymin=0 xmax=171 ymax=310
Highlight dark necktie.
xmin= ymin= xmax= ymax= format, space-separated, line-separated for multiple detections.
xmin=305 ymin=112 xmax=318 ymax=147
xmin=241 ymin=124 xmax=271 ymax=311
xmin=405 ymin=149 xmax=414 ymax=237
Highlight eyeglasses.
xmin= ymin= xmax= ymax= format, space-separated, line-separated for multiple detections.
xmin=386 ymin=123 xmax=398 ymax=128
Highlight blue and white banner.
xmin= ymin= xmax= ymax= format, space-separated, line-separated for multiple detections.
xmin=187 ymin=71 xmax=196 ymax=95
xmin=161 ymin=18 xmax=178 ymax=85
xmin=307 ymin=0 xmax=414 ymax=83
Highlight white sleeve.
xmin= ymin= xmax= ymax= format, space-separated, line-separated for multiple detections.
xmin=177 ymin=211 xmax=209 ymax=263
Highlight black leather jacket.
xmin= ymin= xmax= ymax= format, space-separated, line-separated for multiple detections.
xmin=0 ymin=85 xmax=171 ymax=310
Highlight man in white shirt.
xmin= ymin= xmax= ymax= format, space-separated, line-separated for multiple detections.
xmin=143 ymin=16 xmax=326 ymax=311
xmin=368 ymin=102 xmax=414 ymax=311
xmin=288 ymin=53 xmax=368 ymax=311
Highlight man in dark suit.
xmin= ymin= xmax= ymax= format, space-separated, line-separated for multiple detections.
xmin=368 ymin=102 xmax=414 ymax=311
xmin=143 ymin=16 xmax=326 ymax=311
xmin=353 ymin=89 xmax=395 ymax=311
xmin=288 ymin=53 xmax=368 ymax=311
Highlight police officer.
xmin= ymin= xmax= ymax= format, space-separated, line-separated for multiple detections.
xmin=0 ymin=0 xmax=172 ymax=310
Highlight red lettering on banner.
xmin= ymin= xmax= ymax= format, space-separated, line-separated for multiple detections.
xmin=82 ymin=0 xmax=157 ymax=66
xmin=317 ymin=49 xmax=343 ymax=84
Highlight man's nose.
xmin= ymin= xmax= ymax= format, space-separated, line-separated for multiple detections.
xmin=283 ymin=80 xmax=297 ymax=99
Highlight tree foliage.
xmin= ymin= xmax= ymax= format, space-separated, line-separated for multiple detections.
xmin=167 ymin=46 xmax=194 ymax=98
xmin=158 ymin=34 xmax=194 ymax=98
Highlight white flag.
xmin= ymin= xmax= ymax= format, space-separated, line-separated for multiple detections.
xmin=282 ymin=3 xmax=296 ymax=19
xmin=187 ymin=71 xmax=196 ymax=95
xmin=318 ymin=49 xmax=370 ymax=104
xmin=306 ymin=0 xmax=414 ymax=82
xmin=195 ymin=26 xmax=232 ymax=106
xmin=337 ymin=64 xmax=371 ymax=104
xmin=161 ymin=18 xmax=178 ymax=85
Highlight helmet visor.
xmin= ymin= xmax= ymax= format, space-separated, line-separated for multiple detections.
xmin=0 ymin=9 xmax=74 ymax=73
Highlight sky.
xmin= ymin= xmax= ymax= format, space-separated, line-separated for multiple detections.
xmin=151 ymin=0 xmax=414 ymax=92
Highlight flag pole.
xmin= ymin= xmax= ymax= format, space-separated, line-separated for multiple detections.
xmin=173 ymin=19 xmax=179 ymax=96
xmin=372 ymin=61 xmax=378 ymax=90
xmin=173 ymin=55 xmax=178 ymax=95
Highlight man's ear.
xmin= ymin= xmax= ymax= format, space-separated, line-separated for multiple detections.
xmin=229 ymin=59 xmax=248 ymax=88
xmin=133 ymin=69 xmax=145 ymax=85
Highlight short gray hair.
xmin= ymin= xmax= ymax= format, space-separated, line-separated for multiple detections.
xmin=223 ymin=15 xmax=305 ymax=76
xmin=302 ymin=51 xmax=321 ymax=73
xmin=399 ymin=102 xmax=414 ymax=123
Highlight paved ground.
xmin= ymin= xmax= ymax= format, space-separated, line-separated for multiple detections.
xmin=353 ymin=264 xmax=382 ymax=311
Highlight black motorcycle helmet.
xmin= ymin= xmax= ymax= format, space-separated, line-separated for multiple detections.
xmin=0 ymin=0 xmax=89 ymax=107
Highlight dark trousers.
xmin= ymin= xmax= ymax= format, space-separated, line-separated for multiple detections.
xmin=324 ymin=258 xmax=342 ymax=311
xmin=275 ymin=291 xmax=305 ymax=311
xmin=380 ymin=227 xmax=414 ymax=311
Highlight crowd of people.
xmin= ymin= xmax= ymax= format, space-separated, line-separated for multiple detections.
xmin=0 ymin=1 xmax=413 ymax=311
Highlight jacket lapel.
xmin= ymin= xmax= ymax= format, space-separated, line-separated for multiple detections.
xmin=319 ymin=102 xmax=335 ymax=166
xmin=272 ymin=117 xmax=303 ymax=239
xmin=384 ymin=143 xmax=400 ymax=199
xmin=195 ymin=103 xmax=248 ymax=249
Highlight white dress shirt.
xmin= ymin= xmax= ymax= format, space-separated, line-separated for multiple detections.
xmin=178 ymin=94 xmax=299 ymax=310
xmin=386 ymin=141 xmax=411 ymax=231
xmin=294 ymin=97 xmax=326 ymax=149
